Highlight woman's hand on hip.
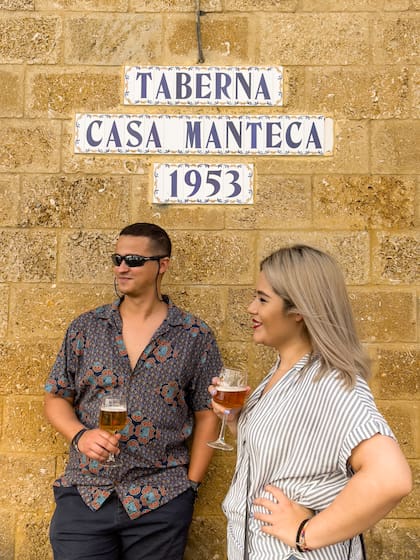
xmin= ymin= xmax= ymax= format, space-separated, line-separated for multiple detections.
xmin=253 ymin=485 xmax=314 ymax=548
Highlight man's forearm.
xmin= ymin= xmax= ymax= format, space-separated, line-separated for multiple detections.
xmin=188 ymin=409 xmax=219 ymax=482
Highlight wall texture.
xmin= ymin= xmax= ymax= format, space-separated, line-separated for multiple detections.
xmin=0 ymin=1 xmax=418 ymax=559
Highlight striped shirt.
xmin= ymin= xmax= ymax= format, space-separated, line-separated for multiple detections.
xmin=223 ymin=355 xmax=395 ymax=560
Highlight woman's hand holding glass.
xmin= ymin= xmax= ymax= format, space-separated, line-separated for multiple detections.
xmin=207 ymin=368 xmax=249 ymax=451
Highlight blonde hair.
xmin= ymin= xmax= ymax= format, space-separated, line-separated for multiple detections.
xmin=261 ymin=245 xmax=370 ymax=387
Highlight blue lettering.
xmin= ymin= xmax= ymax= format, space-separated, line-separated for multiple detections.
xmin=266 ymin=122 xmax=282 ymax=148
xmin=306 ymin=123 xmax=322 ymax=150
xmin=235 ymin=73 xmax=251 ymax=99
xmin=196 ymin=73 xmax=211 ymax=99
xmin=86 ymin=120 xmax=102 ymax=147
xmin=226 ymin=121 xmax=242 ymax=148
xmin=176 ymin=72 xmax=192 ymax=99
xmin=246 ymin=122 xmax=262 ymax=149
xmin=106 ymin=122 xmax=122 ymax=148
xmin=215 ymin=73 xmax=231 ymax=100
xmin=146 ymin=123 xmax=161 ymax=148
xmin=135 ymin=72 xmax=152 ymax=98
xmin=205 ymin=123 xmax=222 ymax=149
xmin=156 ymin=74 xmax=171 ymax=100
xmin=126 ymin=120 xmax=142 ymax=148
xmin=285 ymin=122 xmax=301 ymax=149
xmin=185 ymin=121 xmax=201 ymax=148
xmin=254 ymin=75 xmax=270 ymax=100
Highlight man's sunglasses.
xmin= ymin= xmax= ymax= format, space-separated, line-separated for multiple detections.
xmin=111 ymin=254 xmax=166 ymax=268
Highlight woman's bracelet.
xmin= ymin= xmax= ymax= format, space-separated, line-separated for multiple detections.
xmin=296 ymin=518 xmax=313 ymax=553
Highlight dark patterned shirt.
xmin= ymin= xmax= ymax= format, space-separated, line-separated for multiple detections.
xmin=45 ymin=296 xmax=222 ymax=519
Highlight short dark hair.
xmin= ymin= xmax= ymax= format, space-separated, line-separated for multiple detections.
xmin=119 ymin=223 xmax=172 ymax=257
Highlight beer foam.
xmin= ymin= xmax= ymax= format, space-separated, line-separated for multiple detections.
xmin=101 ymin=405 xmax=127 ymax=412
xmin=218 ymin=386 xmax=247 ymax=392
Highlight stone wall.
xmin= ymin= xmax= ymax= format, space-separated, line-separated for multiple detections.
xmin=0 ymin=1 xmax=418 ymax=559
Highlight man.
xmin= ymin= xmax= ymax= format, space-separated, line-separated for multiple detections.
xmin=44 ymin=223 xmax=223 ymax=560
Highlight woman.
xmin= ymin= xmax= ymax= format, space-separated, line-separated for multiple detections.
xmin=210 ymin=245 xmax=412 ymax=560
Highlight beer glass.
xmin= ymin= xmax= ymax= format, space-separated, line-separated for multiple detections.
xmin=99 ymin=395 xmax=127 ymax=467
xmin=207 ymin=367 xmax=247 ymax=451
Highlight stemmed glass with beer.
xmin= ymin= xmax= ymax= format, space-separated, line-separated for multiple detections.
xmin=99 ymin=395 xmax=127 ymax=467
xmin=207 ymin=367 xmax=248 ymax=451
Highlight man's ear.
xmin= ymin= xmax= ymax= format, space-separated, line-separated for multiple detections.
xmin=159 ymin=257 xmax=170 ymax=274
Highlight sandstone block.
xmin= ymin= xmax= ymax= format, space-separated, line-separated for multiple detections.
xmin=168 ymin=231 xmax=255 ymax=284
xmin=0 ymin=15 xmax=60 ymax=64
xmin=166 ymin=14 xmax=249 ymax=63
xmin=0 ymin=341 xmax=58 ymax=396
xmin=0 ymin=120 xmax=60 ymax=172
xmin=0 ymin=0 xmax=33 ymax=7
xmin=37 ymin=0 xmax=126 ymax=9
xmin=257 ymin=231 xmax=370 ymax=284
xmin=0 ymin=286 xmax=8 ymax=339
xmin=166 ymin=286 xmax=226 ymax=339
xmin=390 ymin=461 xmax=419 ymax=518
xmin=250 ymin=344 xmax=278 ymax=384
xmin=371 ymin=346 xmax=420 ymax=400
xmin=0 ymin=455 xmax=57 ymax=509
xmin=15 ymin=513 xmax=53 ymax=560
xmin=371 ymin=120 xmax=420 ymax=173
xmin=365 ymin=519 xmax=420 ymax=560
xmin=2 ymin=398 xmax=68 ymax=454
xmin=0 ymin=230 xmax=56 ymax=282
xmin=372 ymin=232 xmax=419 ymax=283
xmin=27 ymin=68 xmax=121 ymax=118
xmin=300 ymin=0 xmax=391 ymax=9
xmin=224 ymin=0 xmax=296 ymax=10
xmin=0 ymin=175 xmax=19 ymax=227
xmin=256 ymin=121 xmax=369 ymax=175
xmin=376 ymin=401 xmax=418 ymax=457
xmin=217 ymin=341 xmax=253 ymax=379
xmin=282 ymin=66 xmax=306 ymax=109
xmin=0 ymin=66 xmax=23 ymax=117
xmin=10 ymin=285 xmax=114 ymax=339
xmin=413 ymin=67 xmax=420 ymax=118
xmin=226 ymin=175 xmax=312 ymax=230
xmin=225 ymin=287 xmax=257 ymax=342
xmin=185 ymin=515 xmax=228 ymax=560
xmin=373 ymin=13 xmax=420 ymax=64
xmin=195 ymin=454 xmax=236 ymax=516
xmin=20 ymin=175 xmax=131 ymax=229
xmin=257 ymin=14 xmax=370 ymax=65
xmin=0 ymin=506 xmax=15 ymax=560
xmin=306 ymin=67 xmax=410 ymax=119
xmin=64 ymin=14 xmax=162 ymax=64
xmin=383 ymin=0 xmax=412 ymax=9
xmin=132 ymin=0 xmax=222 ymax=11
xmin=58 ymin=230 xmax=118 ymax=284
xmin=350 ymin=289 xmax=417 ymax=342
xmin=313 ymin=175 xmax=416 ymax=229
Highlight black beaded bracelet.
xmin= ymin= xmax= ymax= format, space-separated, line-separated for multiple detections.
xmin=296 ymin=518 xmax=312 ymax=553
xmin=71 ymin=428 xmax=88 ymax=453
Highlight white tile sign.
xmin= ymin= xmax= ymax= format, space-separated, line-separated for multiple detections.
xmin=75 ymin=114 xmax=333 ymax=155
xmin=153 ymin=163 xmax=253 ymax=204
xmin=124 ymin=66 xmax=283 ymax=106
